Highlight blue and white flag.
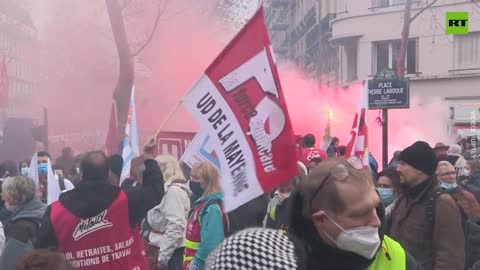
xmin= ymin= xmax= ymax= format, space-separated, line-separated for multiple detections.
xmin=120 ymin=86 xmax=140 ymax=185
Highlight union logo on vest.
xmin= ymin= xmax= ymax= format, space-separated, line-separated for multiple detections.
xmin=73 ymin=210 xmax=113 ymax=241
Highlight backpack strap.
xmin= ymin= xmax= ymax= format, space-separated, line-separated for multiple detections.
xmin=58 ymin=176 xmax=66 ymax=191
xmin=425 ymin=189 xmax=450 ymax=244
xmin=199 ymin=199 xmax=230 ymax=236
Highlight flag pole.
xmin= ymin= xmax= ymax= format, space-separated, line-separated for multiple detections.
xmin=153 ymin=100 xmax=182 ymax=138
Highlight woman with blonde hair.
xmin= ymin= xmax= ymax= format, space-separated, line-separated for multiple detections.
xmin=143 ymin=155 xmax=191 ymax=270
xmin=183 ymin=162 xmax=227 ymax=270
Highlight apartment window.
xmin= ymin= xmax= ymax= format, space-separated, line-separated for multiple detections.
xmin=344 ymin=42 xmax=358 ymax=82
xmin=453 ymin=32 xmax=480 ymax=71
xmin=373 ymin=0 xmax=406 ymax=8
xmin=337 ymin=0 xmax=347 ymax=13
xmin=374 ymin=39 xmax=417 ymax=75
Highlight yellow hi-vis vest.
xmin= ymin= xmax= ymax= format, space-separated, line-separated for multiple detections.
xmin=368 ymin=235 xmax=406 ymax=270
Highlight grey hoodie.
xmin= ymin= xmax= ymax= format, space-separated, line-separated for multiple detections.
xmin=0 ymin=199 xmax=46 ymax=270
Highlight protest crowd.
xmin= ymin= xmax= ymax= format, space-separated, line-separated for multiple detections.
xmin=0 ymin=131 xmax=478 ymax=270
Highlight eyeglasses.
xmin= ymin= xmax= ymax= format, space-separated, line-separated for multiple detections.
xmin=309 ymin=156 xmax=364 ymax=212
xmin=437 ymin=171 xmax=456 ymax=177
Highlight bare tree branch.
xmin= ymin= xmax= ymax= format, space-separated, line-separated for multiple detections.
xmin=106 ymin=0 xmax=134 ymax=140
xmin=409 ymin=0 xmax=440 ymax=24
xmin=132 ymin=0 xmax=167 ymax=56
xmin=472 ymin=0 xmax=480 ymax=9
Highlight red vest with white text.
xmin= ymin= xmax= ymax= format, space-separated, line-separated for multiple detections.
xmin=50 ymin=191 xmax=148 ymax=270
xmin=300 ymin=147 xmax=326 ymax=166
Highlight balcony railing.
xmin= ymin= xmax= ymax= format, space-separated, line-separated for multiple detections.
xmin=370 ymin=0 xmax=414 ymax=10
xmin=273 ymin=46 xmax=289 ymax=55
xmin=272 ymin=22 xmax=289 ymax=31
xmin=320 ymin=13 xmax=335 ymax=34
xmin=270 ymin=0 xmax=290 ymax=8
xmin=290 ymin=6 xmax=316 ymax=43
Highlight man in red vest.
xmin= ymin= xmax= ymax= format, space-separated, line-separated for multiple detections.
xmin=300 ymin=134 xmax=326 ymax=169
xmin=35 ymin=139 xmax=165 ymax=270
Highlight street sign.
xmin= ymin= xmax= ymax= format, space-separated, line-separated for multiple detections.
xmin=368 ymin=79 xmax=410 ymax=109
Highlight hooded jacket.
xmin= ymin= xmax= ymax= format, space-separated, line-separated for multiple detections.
xmin=147 ymin=178 xmax=192 ymax=265
xmin=0 ymin=199 xmax=46 ymax=270
xmin=188 ymin=192 xmax=225 ymax=270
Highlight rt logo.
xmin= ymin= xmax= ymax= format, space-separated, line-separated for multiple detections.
xmin=446 ymin=12 xmax=468 ymax=34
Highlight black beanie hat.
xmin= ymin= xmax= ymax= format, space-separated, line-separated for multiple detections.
xmin=399 ymin=141 xmax=438 ymax=175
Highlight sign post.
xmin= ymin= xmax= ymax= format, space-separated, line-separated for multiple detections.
xmin=368 ymin=68 xmax=410 ymax=169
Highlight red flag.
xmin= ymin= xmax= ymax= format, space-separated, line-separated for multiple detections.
xmin=0 ymin=54 xmax=9 ymax=108
xmin=345 ymin=83 xmax=369 ymax=168
xmin=104 ymin=102 xmax=118 ymax=156
xmin=182 ymin=8 xmax=298 ymax=211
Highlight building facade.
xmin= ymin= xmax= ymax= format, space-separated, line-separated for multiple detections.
xmin=0 ymin=0 xmax=39 ymax=123
xmin=263 ymin=0 xmax=480 ymax=136
xmin=332 ymin=0 xmax=480 ymax=134
xmin=262 ymin=0 xmax=339 ymax=86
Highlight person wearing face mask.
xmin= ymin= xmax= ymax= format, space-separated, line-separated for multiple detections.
xmin=19 ymin=161 xmax=30 ymax=176
xmin=456 ymin=160 xmax=480 ymax=202
xmin=30 ymin=152 xmax=75 ymax=204
xmin=436 ymin=161 xmax=459 ymax=192
xmin=389 ymin=141 xmax=465 ymax=270
xmin=289 ymin=157 xmax=421 ymax=270
xmin=0 ymin=175 xmax=46 ymax=270
xmin=461 ymin=160 xmax=480 ymax=187
xmin=183 ymin=162 xmax=228 ymax=270
xmin=376 ymin=167 xmax=401 ymax=217
xmin=377 ymin=167 xmax=400 ymax=207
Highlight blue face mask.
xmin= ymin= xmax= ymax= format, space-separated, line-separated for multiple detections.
xmin=38 ymin=163 xmax=49 ymax=175
xmin=189 ymin=180 xmax=204 ymax=198
xmin=21 ymin=167 xmax=29 ymax=176
xmin=378 ymin=187 xmax=395 ymax=206
xmin=440 ymin=182 xmax=458 ymax=191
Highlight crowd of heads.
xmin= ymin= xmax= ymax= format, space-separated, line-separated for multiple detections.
xmin=0 ymin=132 xmax=478 ymax=270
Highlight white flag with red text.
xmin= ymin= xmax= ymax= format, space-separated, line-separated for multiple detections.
xmin=182 ymin=8 xmax=298 ymax=212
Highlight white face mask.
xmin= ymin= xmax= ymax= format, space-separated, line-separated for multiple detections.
xmin=464 ymin=169 xmax=471 ymax=177
xmin=319 ymin=211 xmax=381 ymax=259
xmin=440 ymin=181 xmax=458 ymax=191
